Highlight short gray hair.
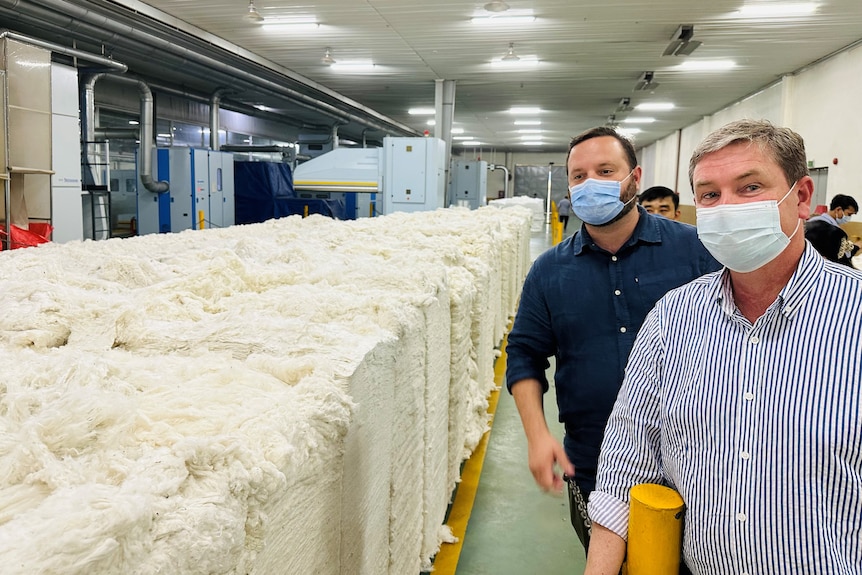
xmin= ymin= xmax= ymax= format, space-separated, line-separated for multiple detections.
xmin=688 ymin=119 xmax=809 ymax=189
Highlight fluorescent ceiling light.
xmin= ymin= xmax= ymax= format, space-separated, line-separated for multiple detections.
xmin=622 ymin=117 xmax=656 ymax=124
xmin=676 ymin=60 xmax=736 ymax=71
xmin=739 ymin=3 xmax=818 ymax=16
xmin=427 ymin=119 xmax=436 ymax=126
xmin=636 ymin=102 xmax=675 ymax=111
xmin=452 ymin=128 xmax=465 ymax=134
xmin=491 ymin=56 xmax=539 ymax=68
xmin=471 ymin=10 xmax=535 ymax=25
xmin=514 ymin=120 xmax=541 ymax=125
xmin=330 ymin=61 xmax=376 ymax=72
xmin=128 ymin=120 xmax=139 ymax=125
xmin=617 ymin=128 xmax=641 ymax=135
xmin=521 ymin=141 xmax=544 ymax=145
xmin=461 ymin=140 xmax=482 ymax=146
xmin=409 ymin=107 xmax=436 ymax=115
xmin=263 ymin=20 xmax=319 ymax=30
xmin=509 ymin=106 xmax=541 ymax=114
xmin=520 ymin=134 xmax=543 ymax=140
xmin=453 ymin=136 xmax=475 ymax=140
xmin=518 ymin=129 xmax=542 ymax=133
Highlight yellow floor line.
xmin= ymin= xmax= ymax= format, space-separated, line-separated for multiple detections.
xmin=431 ymin=334 xmax=509 ymax=575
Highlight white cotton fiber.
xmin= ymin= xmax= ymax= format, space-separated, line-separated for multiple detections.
xmin=0 ymin=205 xmax=532 ymax=575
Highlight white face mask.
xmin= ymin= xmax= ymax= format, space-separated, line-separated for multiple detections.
xmin=696 ymin=181 xmax=800 ymax=273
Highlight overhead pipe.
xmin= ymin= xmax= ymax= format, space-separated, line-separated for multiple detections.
xmin=209 ymin=88 xmax=226 ymax=151
xmin=489 ymin=164 xmax=510 ymax=198
xmin=0 ymin=0 xmax=419 ymax=136
xmin=0 ymin=29 xmax=127 ymax=72
xmin=84 ymin=73 xmax=168 ymax=193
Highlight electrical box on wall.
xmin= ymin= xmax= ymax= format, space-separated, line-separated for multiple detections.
xmin=448 ymin=160 xmax=488 ymax=209
xmin=381 ymin=136 xmax=445 ymax=214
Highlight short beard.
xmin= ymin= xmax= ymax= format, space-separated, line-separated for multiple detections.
xmin=594 ymin=179 xmax=638 ymax=228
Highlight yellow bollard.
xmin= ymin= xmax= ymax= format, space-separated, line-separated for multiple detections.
xmin=626 ymin=484 xmax=685 ymax=575
xmin=303 ymin=205 xmax=309 ymax=218
xmin=550 ymin=201 xmax=562 ymax=245
xmin=198 ymin=210 xmax=205 ymax=230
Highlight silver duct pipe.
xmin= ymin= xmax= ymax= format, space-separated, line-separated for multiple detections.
xmin=0 ymin=29 xmax=127 ymax=72
xmin=331 ymin=124 xmax=340 ymax=150
xmin=0 ymin=0 xmax=419 ymax=136
xmin=209 ymin=88 xmax=226 ymax=151
xmin=83 ymin=73 xmax=168 ymax=193
xmin=490 ymin=164 xmax=510 ymax=198
xmin=94 ymin=127 xmax=139 ymax=140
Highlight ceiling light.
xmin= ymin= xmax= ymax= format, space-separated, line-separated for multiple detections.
xmin=514 ymin=120 xmax=541 ymax=126
xmin=509 ymin=106 xmax=541 ymax=114
xmin=739 ymin=2 xmax=818 ymax=16
xmin=322 ymin=48 xmax=336 ymax=65
xmin=522 ymin=141 xmax=544 ymax=145
xmin=491 ymin=56 xmax=539 ymax=68
xmin=128 ymin=120 xmax=139 ymax=125
xmin=636 ymin=102 xmax=675 ymax=111
xmin=471 ymin=10 xmax=536 ymax=25
xmin=262 ymin=17 xmax=319 ymax=29
xmin=502 ymin=43 xmax=520 ymax=62
xmin=518 ymin=129 xmax=542 ymax=134
xmin=634 ymin=71 xmax=659 ymax=91
xmin=451 ymin=127 xmax=465 ymax=134
xmin=484 ymin=1 xmax=510 ymax=12
xmin=663 ymin=24 xmax=702 ymax=57
xmin=622 ymin=117 xmax=656 ymax=124
xmin=330 ymin=61 xmax=376 ymax=72
xmin=453 ymin=136 xmax=475 ymax=140
xmin=520 ymin=135 xmax=543 ymax=140
xmin=676 ymin=60 xmax=736 ymax=71
xmin=408 ymin=107 xmax=436 ymax=115
xmin=461 ymin=140 xmax=482 ymax=146
xmin=617 ymin=127 xmax=642 ymax=135
xmin=245 ymin=0 xmax=264 ymax=22
xmin=426 ymin=119 xmax=436 ymax=126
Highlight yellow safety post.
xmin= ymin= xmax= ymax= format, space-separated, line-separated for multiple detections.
xmin=626 ymin=483 xmax=685 ymax=575
xmin=550 ymin=201 xmax=562 ymax=245
xmin=198 ymin=210 xmax=205 ymax=230
xmin=303 ymin=205 xmax=309 ymax=218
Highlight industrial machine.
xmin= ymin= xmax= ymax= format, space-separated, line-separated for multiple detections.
xmin=138 ymin=147 xmax=235 ymax=234
xmin=448 ymin=160 xmax=488 ymax=209
xmin=293 ymin=136 xmax=446 ymax=218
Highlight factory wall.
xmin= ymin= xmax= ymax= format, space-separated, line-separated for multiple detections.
xmin=638 ymin=39 xmax=862 ymax=217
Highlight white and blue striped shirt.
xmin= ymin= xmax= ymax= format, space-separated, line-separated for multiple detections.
xmin=589 ymin=244 xmax=862 ymax=574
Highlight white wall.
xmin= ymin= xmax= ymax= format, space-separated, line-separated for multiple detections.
xmin=640 ymin=41 xmax=862 ymax=210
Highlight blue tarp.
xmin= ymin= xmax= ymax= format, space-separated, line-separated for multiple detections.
xmin=234 ymin=161 xmax=347 ymax=223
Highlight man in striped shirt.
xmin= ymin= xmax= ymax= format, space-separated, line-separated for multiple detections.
xmin=586 ymin=119 xmax=862 ymax=574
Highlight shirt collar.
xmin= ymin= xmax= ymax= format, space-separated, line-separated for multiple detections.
xmin=712 ymin=242 xmax=824 ymax=319
xmin=572 ymin=205 xmax=660 ymax=255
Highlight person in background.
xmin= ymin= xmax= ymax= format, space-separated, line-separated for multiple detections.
xmin=557 ymin=193 xmax=573 ymax=231
xmin=805 ymin=193 xmax=860 ymax=265
xmin=638 ymin=185 xmax=681 ymax=220
xmin=505 ymin=126 xmax=720 ymax=555
xmin=586 ymin=119 xmax=862 ymax=574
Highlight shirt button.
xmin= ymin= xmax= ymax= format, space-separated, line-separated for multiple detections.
xmin=611 ymin=256 xmax=618 ymax=262
xmin=620 ymin=326 xmax=627 ymax=333
xmin=749 ymin=335 xmax=760 ymax=344
xmin=614 ymin=289 xmax=621 ymax=296
xmin=740 ymin=451 xmax=751 ymax=460
xmin=744 ymin=392 xmax=754 ymax=401
xmin=737 ymin=512 xmax=747 ymax=522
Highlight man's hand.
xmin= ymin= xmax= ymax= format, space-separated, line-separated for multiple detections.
xmin=526 ymin=430 xmax=575 ymax=492
xmin=510 ymin=378 xmax=575 ymax=492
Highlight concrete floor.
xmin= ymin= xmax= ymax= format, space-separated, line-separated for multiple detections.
xmin=455 ymin=225 xmax=586 ymax=574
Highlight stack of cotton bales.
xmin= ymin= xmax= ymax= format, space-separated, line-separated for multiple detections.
xmin=0 ymin=205 xmax=532 ymax=575
xmin=489 ymin=196 xmax=546 ymax=232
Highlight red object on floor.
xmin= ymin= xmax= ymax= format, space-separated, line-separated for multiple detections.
xmin=0 ymin=224 xmax=53 ymax=250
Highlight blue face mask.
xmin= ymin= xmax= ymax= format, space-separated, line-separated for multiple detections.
xmin=569 ymin=172 xmax=635 ymax=225
xmin=837 ymin=214 xmax=852 ymax=225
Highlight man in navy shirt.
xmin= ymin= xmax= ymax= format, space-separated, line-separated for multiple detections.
xmin=506 ymin=126 xmax=720 ymax=553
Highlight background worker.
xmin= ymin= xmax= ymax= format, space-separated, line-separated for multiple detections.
xmin=805 ymin=193 xmax=860 ymax=265
xmin=638 ymin=185 xmax=681 ymax=220
xmin=505 ymin=126 xmax=720 ymax=553
xmin=586 ymin=119 xmax=862 ymax=574
xmin=558 ymin=193 xmax=573 ymax=231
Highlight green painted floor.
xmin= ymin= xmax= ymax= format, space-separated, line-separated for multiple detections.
xmin=455 ymin=226 xmax=586 ymax=575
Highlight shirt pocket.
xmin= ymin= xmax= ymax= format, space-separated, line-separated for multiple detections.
xmin=634 ymin=265 xmax=699 ymax=312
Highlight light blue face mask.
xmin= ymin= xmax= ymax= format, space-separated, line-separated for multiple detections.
xmin=837 ymin=214 xmax=852 ymax=225
xmin=569 ymin=172 xmax=635 ymax=225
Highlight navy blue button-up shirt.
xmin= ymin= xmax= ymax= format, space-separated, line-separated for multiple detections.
xmin=506 ymin=207 xmax=721 ymax=490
